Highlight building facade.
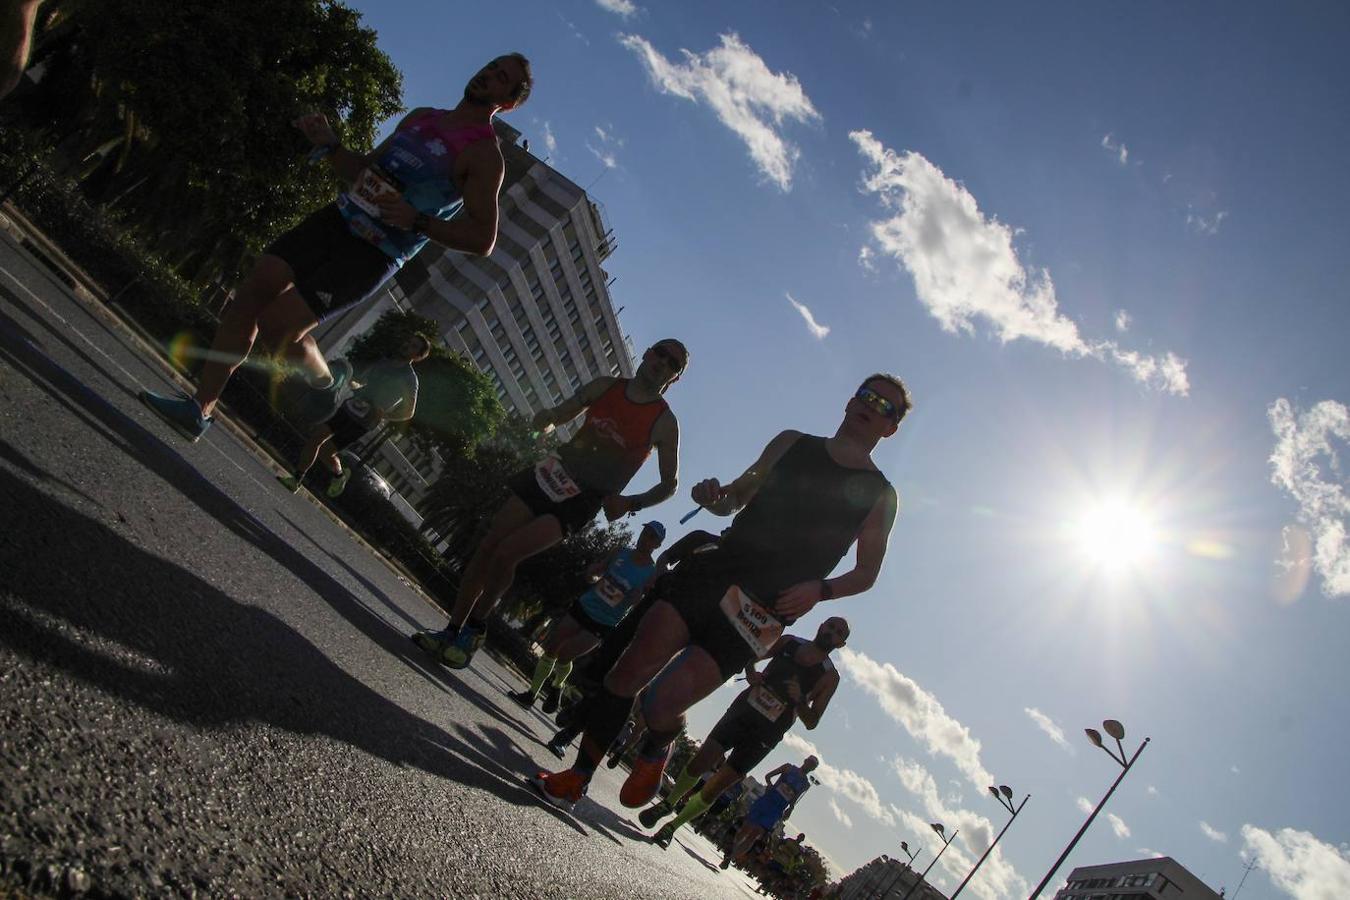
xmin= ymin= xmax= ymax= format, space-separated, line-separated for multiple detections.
xmin=314 ymin=120 xmax=636 ymax=504
xmin=1055 ymin=857 xmax=1222 ymax=900
xmin=836 ymin=856 xmax=947 ymax=900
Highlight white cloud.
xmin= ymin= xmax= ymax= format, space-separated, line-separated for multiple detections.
xmin=1147 ymin=785 xmax=1159 ymax=797
xmin=838 ymin=648 xmax=995 ymax=790
xmin=1187 ymin=208 xmax=1229 ymax=236
xmin=1077 ymin=796 xmax=1094 ymax=815
xmin=1243 ymin=824 xmax=1350 ymax=899
xmin=1231 ymin=765 xmax=1241 ymax=775
xmin=1115 ymin=310 xmax=1132 ymax=332
xmin=858 ymin=244 xmax=877 ymax=273
xmin=1024 ymin=707 xmax=1074 ymax=754
xmin=594 ymin=0 xmax=638 ymax=17
xmin=1269 ymin=399 xmax=1350 ymax=597
xmin=587 ymin=144 xmax=618 ymax=169
xmin=829 ymin=798 xmax=854 ymax=829
xmin=1201 ymin=821 xmax=1229 ymax=843
xmin=850 ymin=130 xmax=1189 ymax=395
xmin=782 ymin=732 xmax=896 ymax=826
xmin=786 ymin=292 xmax=831 ymax=339
xmin=1107 ymin=812 xmax=1132 ymax=840
xmin=619 ymin=32 xmax=820 ymax=190
xmin=891 ymin=757 xmax=1028 ymax=900
xmin=542 ymin=121 xmax=557 ymax=156
xmin=1137 ymin=847 xmax=1164 ymax=858
xmin=1102 ymin=133 xmax=1130 ymax=166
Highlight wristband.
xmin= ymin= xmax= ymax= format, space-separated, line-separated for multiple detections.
xmin=818 ymin=579 xmax=833 ymax=601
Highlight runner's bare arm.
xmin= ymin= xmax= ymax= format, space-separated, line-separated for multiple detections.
xmin=530 ymin=376 xmax=616 ymax=432
xmin=764 ymin=763 xmax=791 ymax=782
xmin=795 ymin=670 xmax=839 ymax=730
xmin=690 ymin=429 xmax=802 ymax=516
xmin=586 ymin=549 xmax=618 ymax=582
xmin=611 ymin=410 xmax=680 ymax=516
xmin=775 ymin=485 xmax=897 ymax=619
xmin=294 ymin=108 xmax=428 ymax=186
xmin=411 ymin=140 xmax=504 ymax=255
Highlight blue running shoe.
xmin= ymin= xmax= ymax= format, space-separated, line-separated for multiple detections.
xmin=411 ymin=626 xmax=457 ymax=657
xmin=139 ymin=390 xmax=212 ymax=442
xmin=442 ymin=625 xmax=485 ymax=669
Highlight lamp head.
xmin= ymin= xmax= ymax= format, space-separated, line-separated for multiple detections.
xmin=1085 ymin=728 xmax=1104 ymax=748
xmin=1103 ymin=719 xmax=1126 ymax=740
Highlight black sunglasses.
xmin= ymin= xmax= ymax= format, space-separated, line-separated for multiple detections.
xmin=854 ymin=386 xmax=901 ymax=421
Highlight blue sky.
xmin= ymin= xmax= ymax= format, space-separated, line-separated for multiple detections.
xmin=343 ymin=2 xmax=1350 ymax=896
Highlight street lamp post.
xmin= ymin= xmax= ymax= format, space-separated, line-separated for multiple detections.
xmin=950 ymin=786 xmax=1030 ymax=899
xmin=1029 ymin=720 xmax=1150 ymax=899
xmin=900 ymin=823 xmax=958 ymax=900
xmin=869 ymin=840 xmax=920 ymax=900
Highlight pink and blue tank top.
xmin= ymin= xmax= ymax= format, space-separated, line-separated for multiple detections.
xmin=337 ymin=109 xmax=496 ymax=264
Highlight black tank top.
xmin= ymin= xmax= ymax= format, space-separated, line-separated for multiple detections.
xmin=738 ymin=636 xmax=834 ymax=730
xmin=717 ymin=435 xmax=891 ymax=604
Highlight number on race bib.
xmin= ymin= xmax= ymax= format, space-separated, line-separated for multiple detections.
xmin=718 ymin=585 xmax=784 ymax=658
xmin=347 ymin=166 xmax=403 ymax=218
xmin=535 ymin=454 xmax=582 ymax=503
xmin=746 ymin=684 xmax=787 ymax=721
xmin=594 ymin=576 xmax=629 ymax=607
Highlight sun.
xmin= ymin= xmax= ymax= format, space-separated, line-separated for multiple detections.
xmin=1071 ymin=496 xmax=1159 ymax=573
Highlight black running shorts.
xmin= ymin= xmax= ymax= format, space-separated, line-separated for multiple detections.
xmin=325 ymin=403 xmax=368 ymax=451
xmin=265 ymin=203 xmax=399 ymax=322
xmin=506 ymin=463 xmax=606 ymax=536
xmin=706 ymin=696 xmax=790 ymax=774
xmin=665 ymin=551 xmax=788 ymax=682
xmin=567 ymin=597 xmax=616 ymax=639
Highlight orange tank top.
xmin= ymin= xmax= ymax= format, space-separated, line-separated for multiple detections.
xmin=556 ymin=379 xmax=669 ymax=493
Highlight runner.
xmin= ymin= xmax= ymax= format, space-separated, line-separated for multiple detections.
xmin=1 ymin=0 xmax=42 ymax=98
xmin=721 ymin=757 xmax=817 ymax=870
xmin=508 ymin=521 xmax=665 ymax=709
xmin=544 ymin=528 xmax=719 ymax=758
xmin=640 ymin=618 xmax=846 ymax=845
xmin=412 ymin=340 xmax=687 ymax=670
xmin=530 ymin=374 xmax=908 ymax=809
xmin=277 ymin=333 xmax=430 ymax=495
xmin=139 ymin=54 xmax=532 ymax=442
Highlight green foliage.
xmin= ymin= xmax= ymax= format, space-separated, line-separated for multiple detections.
xmin=19 ymin=0 xmax=404 ymax=283
xmin=508 ymin=519 xmax=633 ymax=620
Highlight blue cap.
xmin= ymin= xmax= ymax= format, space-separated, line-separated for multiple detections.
xmin=642 ymin=521 xmax=666 ymax=542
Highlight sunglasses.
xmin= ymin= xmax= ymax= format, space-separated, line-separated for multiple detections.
xmin=854 ymin=386 xmax=901 ymax=421
xmin=650 ymin=344 xmax=685 ymax=370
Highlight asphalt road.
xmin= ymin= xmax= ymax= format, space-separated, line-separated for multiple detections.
xmin=0 ymin=230 xmax=762 ymax=899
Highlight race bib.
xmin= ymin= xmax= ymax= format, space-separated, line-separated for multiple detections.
xmin=775 ymin=780 xmax=799 ymax=803
xmin=594 ymin=575 xmax=629 ymax=607
xmin=534 ymin=454 xmax=582 ymax=503
xmin=718 ymin=585 xmax=783 ymax=658
xmin=347 ymin=166 xmax=403 ymax=218
xmin=746 ymin=684 xmax=787 ymax=721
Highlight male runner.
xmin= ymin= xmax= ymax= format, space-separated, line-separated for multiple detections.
xmin=722 ymin=757 xmax=817 ymax=870
xmin=508 ymin=520 xmax=664 ymax=709
xmin=531 ymin=374 xmax=908 ymax=809
xmin=412 ymin=340 xmax=687 ymax=670
xmin=139 ymin=54 xmax=532 ymax=442
xmin=543 ymin=528 xmax=720 ymax=758
xmin=277 ymin=332 xmax=431 ymax=495
xmin=641 ymin=618 xmax=846 ymax=846
xmin=1 ymin=0 xmax=42 ymax=98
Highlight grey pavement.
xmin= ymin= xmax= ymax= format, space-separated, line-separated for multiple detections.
xmin=0 ymin=231 xmax=761 ymax=899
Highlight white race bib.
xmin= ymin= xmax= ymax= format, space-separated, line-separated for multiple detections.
xmin=347 ymin=167 xmax=401 ymax=218
xmin=534 ymin=454 xmax=582 ymax=503
xmin=594 ymin=575 xmax=629 ymax=607
xmin=746 ymin=684 xmax=787 ymax=721
xmin=718 ymin=585 xmax=783 ymax=658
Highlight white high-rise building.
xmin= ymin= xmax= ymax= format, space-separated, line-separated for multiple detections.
xmin=315 ymin=120 xmax=636 ymax=505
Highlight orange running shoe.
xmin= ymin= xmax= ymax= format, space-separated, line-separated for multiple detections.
xmin=530 ymin=769 xmax=585 ymax=811
xmin=619 ymin=746 xmax=671 ymax=808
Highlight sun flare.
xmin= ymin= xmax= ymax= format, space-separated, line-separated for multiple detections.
xmin=1072 ymin=497 xmax=1159 ymax=572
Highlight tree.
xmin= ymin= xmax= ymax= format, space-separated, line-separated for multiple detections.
xmin=18 ymin=0 xmax=404 ymax=283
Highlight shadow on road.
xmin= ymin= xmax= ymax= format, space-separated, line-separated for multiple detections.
xmin=0 ymin=465 xmax=566 ymax=822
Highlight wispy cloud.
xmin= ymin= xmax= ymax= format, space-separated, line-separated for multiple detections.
xmin=1024 ymin=707 xmax=1074 ymax=754
xmin=786 ymin=292 xmax=830 ymax=339
xmin=557 ymin=11 xmax=589 ymax=45
xmin=1243 ymin=824 xmax=1350 ymax=898
xmin=1147 ymin=785 xmax=1159 ymax=797
xmin=594 ymin=0 xmax=638 ymax=17
xmin=850 ymin=130 xmax=1189 ymax=395
xmin=619 ymin=32 xmax=820 ymax=190
xmin=838 ymin=648 xmax=995 ymax=789
xmin=783 ymin=732 xmax=896 ymax=826
xmin=542 ymin=121 xmax=558 ymax=156
xmin=1269 ymin=398 xmax=1350 ymax=597
xmin=1101 ymin=133 xmax=1130 ymax=166
xmin=1115 ymin=310 xmax=1132 ymax=332
xmin=1074 ymin=797 xmax=1130 ymax=839
xmin=1201 ymin=821 xmax=1229 ymax=843
xmin=891 ymin=757 xmax=1029 ymax=900
xmin=828 ymin=798 xmax=854 ymax=829
xmin=1137 ymin=847 xmax=1164 ymax=858
xmin=586 ymin=122 xmax=624 ymax=170
xmin=1187 ymin=207 xmax=1229 ymax=236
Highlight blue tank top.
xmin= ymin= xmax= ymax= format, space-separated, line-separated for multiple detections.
xmin=578 ymin=547 xmax=657 ymax=627
xmin=336 ymin=109 xmax=496 ymax=263
xmin=772 ymin=767 xmax=811 ymax=805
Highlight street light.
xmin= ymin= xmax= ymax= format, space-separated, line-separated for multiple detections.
xmin=1029 ymin=720 xmax=1150 ymax=898
xmin=900 ymin=823 xmax=958 ymax=900
xmin=869 ymin=839 xmax=920 ymax=900
xmin=949 ymin=786 xmax=1030 ymax=899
